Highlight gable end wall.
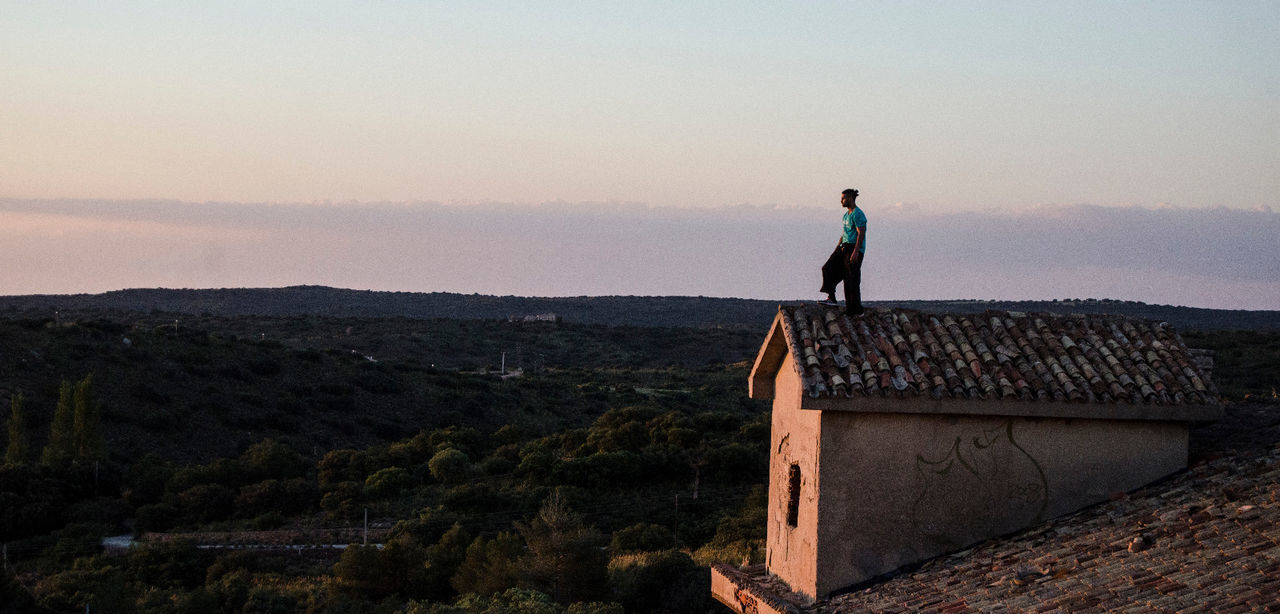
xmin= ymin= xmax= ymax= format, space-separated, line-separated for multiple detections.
xmin=765 ymin=352 xmax=823 ymax=602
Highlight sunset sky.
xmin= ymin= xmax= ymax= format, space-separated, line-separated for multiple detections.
xmin=3 ymin=3 xmax=1277 ymax=309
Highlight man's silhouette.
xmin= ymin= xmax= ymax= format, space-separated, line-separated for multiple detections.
xmin=820 ymin=188 xmax=866 ymax=316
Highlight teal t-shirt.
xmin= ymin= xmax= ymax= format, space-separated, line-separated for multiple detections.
xmin=841 ymin=207 xmax=867 ymax=252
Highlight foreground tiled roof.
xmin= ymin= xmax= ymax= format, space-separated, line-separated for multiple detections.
xmin=717 ymin=400 xmax=1280 ymax=612
xmin=779 ymin=305 xmax=1217 ymax=405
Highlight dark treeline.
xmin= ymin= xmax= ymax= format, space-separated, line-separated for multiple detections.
xmin=3 ymin=286 xmax=1278 ymax=330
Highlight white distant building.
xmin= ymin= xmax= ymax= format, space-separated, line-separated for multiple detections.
xmin=509 ymin=313 xmax=561 ymax=323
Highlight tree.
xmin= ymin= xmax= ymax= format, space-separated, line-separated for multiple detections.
xmin=177 ymin=484 xmax=236 ymax=524
xmin=517 ymin=492 xmax=609 ymax=604
xmin=41 ymin=380 xmax=75 ymax=467
xmin=5 ymin=393 xmax=29 ymax=465
xmin=422 ymin=523 xmax=472 ymax=600
xmin=239 ymin=438 xmax=306 ymax=482
xmin=40 ymin=375 xmax=103 ymax=468
xmin=609 ymin=523 xmax=674 ymax=554
xmin=692 ymin=485 xmax=767 ymax=566
xmin=364 ymin=466 xmax=414 ymax=498
xmin=318 ymin=448 xmax=363 ymax=490
xmin=451 ymin=531 xmax=524 ymax=596
xmin=331 ymin=545 xmax=389 ymax=597
xmin=235 ymin=478 xmax=317 ymax=518
xmin=332 ymin=537 xmax=430 ymax=600
xmin=608 ymin=550 xmax=708 ymax=613
xmin=72 ymin=374 xmax=104 ymax=462
xmin=442 ymin=587 xmax=566 ymax=614
xmin=429 ymin=448 xmax=472 ymax=484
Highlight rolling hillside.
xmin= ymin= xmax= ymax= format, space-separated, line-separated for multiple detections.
xmin=2 ymin=286 xmax=1277 ymax=331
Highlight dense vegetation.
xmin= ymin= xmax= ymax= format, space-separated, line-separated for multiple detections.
xmin=1182 ymin=330 xmax=1280 ymax=401
xmin=1 ymin=313 xmax=768 ymax=612
xmin=1 ymin=295 xmax=1275 ymax=613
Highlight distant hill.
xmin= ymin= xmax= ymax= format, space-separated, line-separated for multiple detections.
xmin=1 ymin=286 xmax=1277 ymax=331
xmin=0 ymin=314 xmax=760 ymax=465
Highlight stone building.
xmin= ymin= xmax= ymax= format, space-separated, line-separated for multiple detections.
xmin=721 ymin=305 xmax=1220 ymax=604
xmin=508 ymin=312 xmax=562 ymax=323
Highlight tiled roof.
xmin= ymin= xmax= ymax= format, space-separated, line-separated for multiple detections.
xmin=778 ymin=305 xmax=1217 ymax=405
xmin=715 ymin=401 xmax=1280 ymax=612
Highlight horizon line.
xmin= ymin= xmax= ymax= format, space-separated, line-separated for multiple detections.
xmin=1 ymin=285 xmax=1273 ymax=313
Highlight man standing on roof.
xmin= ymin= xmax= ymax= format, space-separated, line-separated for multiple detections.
xmin=820 ymin=188 xmax=866 ymax=316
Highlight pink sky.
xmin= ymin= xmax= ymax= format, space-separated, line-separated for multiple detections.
xmin=2 ymin=199 xmax=1276 ymax=311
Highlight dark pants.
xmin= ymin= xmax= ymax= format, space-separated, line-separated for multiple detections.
xmin=820 ymin=244 xmax=863 ymax=314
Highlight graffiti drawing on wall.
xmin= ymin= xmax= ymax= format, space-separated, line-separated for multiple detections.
xmin=733 ymin=586 xmax=760 ymax=614
xmin=910 ymin=419 xmax=1048 ymax=544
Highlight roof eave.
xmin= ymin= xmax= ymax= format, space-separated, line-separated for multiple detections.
xmin=798 ymin=394 xmax=1224 ymax=422
xmin=748 ymin=309 xmax=790 ymax=400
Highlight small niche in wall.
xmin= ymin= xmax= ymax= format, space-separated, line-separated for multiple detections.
xmin=787 ymin=464 xmax=801 ymax=527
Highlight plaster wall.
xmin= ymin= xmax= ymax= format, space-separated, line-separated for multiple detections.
xmin=812 ymin=411 xmax=1188 ymax=596
xmin=765 ymin=352 xmax=823 ymax=601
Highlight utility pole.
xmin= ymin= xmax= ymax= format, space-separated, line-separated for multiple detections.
xmin=673 ymin=494 xmax=680 ymax=546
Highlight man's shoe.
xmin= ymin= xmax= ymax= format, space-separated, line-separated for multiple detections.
xmin=847 ymin=308 xmax=865 ymax=318
xmin=820 ymin=298 xmax=838 ymax=306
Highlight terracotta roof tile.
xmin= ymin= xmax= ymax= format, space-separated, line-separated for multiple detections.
xmin=779 ymin=305 xmax=1217 ymax=406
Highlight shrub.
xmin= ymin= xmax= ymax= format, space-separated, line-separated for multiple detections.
xmin=609 ymin=523 xmax=674 ymax=554
xmin=566 ymin=602 xmax=624 ymax=614
xmin=236 ymin=477 xmax=317 ymax=517
xmin=38 ymin=522 xmax=114 ymax=570
xmin=168 ymin=458 xmax=243 ymax=493
xmin=445 ymin=587 xmax=565 ymax=614
xmin=176 ymin=484 xmax=236 ymax=524
xmin=477 ymin=454 xmax=516 ymax=476
xmin=429 ymin=449 xmax=472 ymax=484
xmin=125 ymin=540 xmax=211 ymax=589
xmin=450 ymin=532 xmax=524 ymax=596
xmin=518 ymin=494 xmax=608 ymax=604
xmin=441 ymin=483 xmax=514 ymax=515
xmin=249 ymin=511 xmax=287 ymax=530
xmin=692 ymin=485 xmax=767 ymax=566
xmin=491 ymin=424 xmax=524 ymax=447
xmin=31 ymin=559 xmax=131 ymax=613
xmin=705 ymin=442 xmax=763 ymax=482
xmin=320 ymin=481 xmax=362 ymax=521
xmin=516 ymin=448 xmax=555 ymax=480
xmin=318 ymin=449 xmax=363 ymax=490
xmin=135 ymin=502 xmax=181 ymax=533
xmin=123 ymin=454 xmax=175 ymax=508
xmin=608 ymin=550 xmax=709 ymax=614
xmin=331 ymin=545 xmax=394 ymax=597
xmin=551 ymin=451 xmax=643 ymax=487
xmin=364 ymin=466 xmax=414 ymax=499
xmin=239 ymin=438 xmax=307 ymax=482
xmin=428 ymin=426 xmax=483 ymax=457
